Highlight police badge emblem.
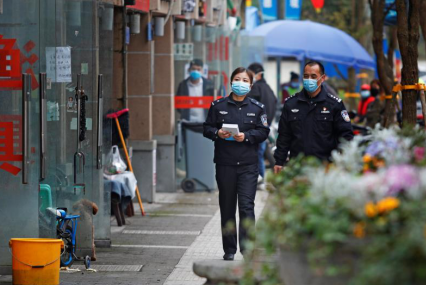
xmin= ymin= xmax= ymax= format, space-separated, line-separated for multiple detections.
xmin=341 ymin=110 xmax=350 ymax=122
xmin=261 ymin=114 xmax=268 ymax=126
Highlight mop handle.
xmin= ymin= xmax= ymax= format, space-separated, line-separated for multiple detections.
xmin=114 ymin=118 xmax=146 ymax=216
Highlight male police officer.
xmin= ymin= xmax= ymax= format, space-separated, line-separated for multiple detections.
xmin=274 ymin=61 xmax=354 ymax=173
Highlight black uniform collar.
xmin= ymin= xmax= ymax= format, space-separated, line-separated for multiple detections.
xmin=227 ymin=94 xmax=250 ymax=106
xmin=254 ymin=78 xmax=266 ymax=84
xmin=299 ymin=86 xmax=327 ymax=102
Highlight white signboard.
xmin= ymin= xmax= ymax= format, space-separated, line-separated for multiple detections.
xmin=46 ymin=47 xmax=72 ymax=83
xmin=174 ymin=43 xmax=194 ymax=61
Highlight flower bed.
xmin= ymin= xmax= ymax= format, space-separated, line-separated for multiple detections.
xmin=250 ymin=127 xmax=426 ymax=285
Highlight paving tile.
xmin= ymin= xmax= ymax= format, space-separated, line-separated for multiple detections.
xmin=164 ymin=191 xmax=268 ymax=285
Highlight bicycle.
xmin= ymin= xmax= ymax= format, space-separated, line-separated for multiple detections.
xmin=56 ymin=208 xmax=91 ymax=269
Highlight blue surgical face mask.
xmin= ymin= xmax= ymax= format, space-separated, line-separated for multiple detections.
xmin=231 ymin=81 xmax=251 ymax=96
xmin=290 ymin=82 xmax=300 ymax=89
xmin=303 ymin=76 xmax=323 ymax=93
xmin=361 ymin=90 xmax=370 ymax=98
xmin=189 ymin=70 xmax=202 ymax=80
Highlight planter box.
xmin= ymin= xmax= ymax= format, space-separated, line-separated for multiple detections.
xmin=278 ymin=243 xmax=361 ymax=285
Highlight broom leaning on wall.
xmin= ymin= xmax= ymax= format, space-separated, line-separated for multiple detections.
xmin=107 ymin=109 xmax=146 ymax=216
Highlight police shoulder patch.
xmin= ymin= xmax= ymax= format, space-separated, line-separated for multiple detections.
xmin=285 ymin=95 xmax=297 ymax=102
xmin=212 ymin=97 xmax=226 ymax=106
xmin=327 ymin=93 xmax=342 ymax=103
xmin=341 ymin=110 xmax=350 ymax=122
xmin=261 ymin=114 xmax=268 ymax=127
xmin=250 ymin=98 xmax=264 ymax=109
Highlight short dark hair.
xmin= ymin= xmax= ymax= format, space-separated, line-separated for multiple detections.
xmin=290 ymin=72 xmax=299 ymax=81
xmin=247 ymin=63 xmax=264 ymax=74
xmin=189 ymin=59 xmax=203 ymax=68
xmin=304 ymin=61 xmax=325 ymax=75
xmin=231 ymin=67 xmax=254 ymax=84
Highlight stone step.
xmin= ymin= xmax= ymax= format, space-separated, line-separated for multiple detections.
xmin=193 ymin=260 xmax=244 ymax=285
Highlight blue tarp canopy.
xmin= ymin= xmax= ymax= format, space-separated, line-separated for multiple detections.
xmin=250 ymin=20 xmax=375 ymax=70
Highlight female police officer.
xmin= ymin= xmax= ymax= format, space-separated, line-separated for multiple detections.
xmin=203 ymin=67 xmax=270 ymax=260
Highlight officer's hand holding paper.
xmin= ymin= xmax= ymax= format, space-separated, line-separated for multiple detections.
xmin=222 ymin=124 xmax=245 ymax=142
xmin=222 ymin=124 xmax=239 ymax=136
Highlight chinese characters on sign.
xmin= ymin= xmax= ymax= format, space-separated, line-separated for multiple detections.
xmin=0 ymin=35 xmax=39 ymax=90
xmin=0 ymin=115 xmax=22 ymax=175
xmin=46 ymin=46 xmax=72 ymax=83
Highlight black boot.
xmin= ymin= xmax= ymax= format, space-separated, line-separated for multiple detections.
xmin=223 ymin=253 xmax=235 ymax=261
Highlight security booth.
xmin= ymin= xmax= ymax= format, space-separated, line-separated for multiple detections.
xmin=0 ymin=0 xmax=113 ymax=274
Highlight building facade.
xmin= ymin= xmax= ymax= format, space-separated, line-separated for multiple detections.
xmin=0 ymin=0 xmax=247 ymax=273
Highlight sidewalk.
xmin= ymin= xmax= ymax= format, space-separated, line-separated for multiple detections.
xmin=0 ymin=190 xmax=268 ymax=285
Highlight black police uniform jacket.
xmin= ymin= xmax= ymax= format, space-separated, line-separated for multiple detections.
xmin=274 ymin=87 xmax=354 ymax=166
xmin=203 ymin=95 xmax=270 ymax=166
xmin=247 ymin=78 xmax=277 ymax=126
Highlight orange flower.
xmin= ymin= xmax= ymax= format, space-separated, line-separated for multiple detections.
xmin=353 ymin=222 xmax=366 ymax=239
xmin=376 ymin=197 xmax=400 ymax=214
xmin=363 ymin=164 xmax=370 ymax=172
xmin=363 ymin=155 xmax=372 ymax=163
xmin=365 ymin=202 xmax=378 ymax=218
xmin=375 ymin=159 xmax=385 ymax=168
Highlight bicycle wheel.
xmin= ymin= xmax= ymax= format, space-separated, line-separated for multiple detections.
xmin=59 ymin=226 xmax=75 ymax=267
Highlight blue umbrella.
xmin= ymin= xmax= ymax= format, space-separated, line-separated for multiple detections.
xmin=250 ymin=20 xmax=375 ymax=69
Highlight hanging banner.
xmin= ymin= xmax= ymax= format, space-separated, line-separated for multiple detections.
xmin=245 ymin=6 xmax=260 ymax=31
xmin=285 ymin=0 xmax=302 ymax=20
xmin=260 ymin=0 xmax=277 ymax=22
xmin=175 ymin=96 xmax=223 ymax=109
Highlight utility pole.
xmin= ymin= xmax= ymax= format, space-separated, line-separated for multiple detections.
xmin=278 ymin=0 xmax=284 ymax=19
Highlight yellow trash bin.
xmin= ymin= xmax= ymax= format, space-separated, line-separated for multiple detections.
xmin=9 ymin=238 xmax=64 ymax=285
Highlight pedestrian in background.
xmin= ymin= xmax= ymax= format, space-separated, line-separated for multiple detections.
xmin=274 ymin=61 xmax=353 ymax=173
xmin=247 ymin=63 xmax=277 ymax=189
xmin=203 ymin=67 xmax=270 ymax=260
xmin=281 ymin=71 xmax=301 ymax=103
xmin=354 ymin=84 xmax=375 ymax=124
xmin=365 ymin=79 xmax=385 ymax=128
xmin=176 ymin=59 xmax=214 ymax=122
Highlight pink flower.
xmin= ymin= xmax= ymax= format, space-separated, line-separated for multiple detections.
xmin=385 ymin=165 xmax=419 ymax=195
xmin=414 ymin=147 xmax=425 ymax=162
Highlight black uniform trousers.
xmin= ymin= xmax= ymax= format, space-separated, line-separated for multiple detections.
xmin=215 ymin=163 xmax=258 ymax=254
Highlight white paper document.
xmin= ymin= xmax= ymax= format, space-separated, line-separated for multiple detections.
xmin=222 ymin=123 xmax=239 ymax=136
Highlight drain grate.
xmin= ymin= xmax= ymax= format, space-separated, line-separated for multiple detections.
xmin=73 ymin=265 xmax=143 ymax=272
xmin=123 ymin=230 xmax=200 ymax=235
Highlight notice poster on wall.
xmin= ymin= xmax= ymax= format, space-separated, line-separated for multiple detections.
xmin=46 ymin=47 xmax=72 ymax=83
